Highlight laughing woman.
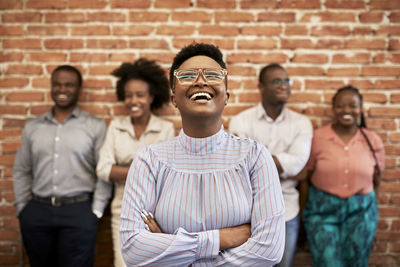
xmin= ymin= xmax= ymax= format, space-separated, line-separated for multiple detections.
xmin=120 ymin=43 xmax=285 ymax=266
xmin=96 ymin=59 xmax=175 ymax=267
xmin=302 ymin=86 xmax=385 ymax=267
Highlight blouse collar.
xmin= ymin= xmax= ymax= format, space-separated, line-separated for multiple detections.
xmin=178 ymin=126 xmax=225 ymax=155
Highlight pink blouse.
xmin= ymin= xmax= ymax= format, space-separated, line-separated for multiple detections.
xmin=307 ymin=124 xmax=385 ymax=198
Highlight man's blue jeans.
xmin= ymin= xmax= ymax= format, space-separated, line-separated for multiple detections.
xmin=275 ymin=215 xmax=299 ymax=267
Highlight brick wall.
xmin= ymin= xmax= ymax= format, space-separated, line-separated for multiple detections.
xmin=1 ymin=0 xmax=399 ymax=266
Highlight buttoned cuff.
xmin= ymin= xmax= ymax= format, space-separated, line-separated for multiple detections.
xmin=92 ymin=209 xmax=103 ymax=219
xmin=197 ymin=229 xmax=220 ymax=260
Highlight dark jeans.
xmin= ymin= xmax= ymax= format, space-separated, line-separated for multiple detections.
xmin=19 ymin=199 xmax=98 ymax=267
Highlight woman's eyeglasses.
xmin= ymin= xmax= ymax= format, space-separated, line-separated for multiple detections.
xmin=174 ymin=68 xmax=227 ymax=85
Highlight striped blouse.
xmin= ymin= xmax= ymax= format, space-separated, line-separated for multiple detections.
xmin=120 ymin=127 xmax=285 ymax=266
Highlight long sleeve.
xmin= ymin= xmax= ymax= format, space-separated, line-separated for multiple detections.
xmin=212 ymin=145 xmax=285 ymax=266
xmin=92 ymin=120 xmax=113 ymax=216
xmin=13 ymin=124 xmax=34 ymax=215
xmin=120 ymin=149 xmax=220 ymax=266
xmin=96 ymin=121 xmax=117 ymax=182
xmin=276 ymin=118 xmax=313 ymax=178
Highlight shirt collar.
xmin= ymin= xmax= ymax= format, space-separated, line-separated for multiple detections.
xmin=323 ymin=123 xmax=362 ymax=144
xmin=44 ymin=106 xmax=81 ymax=123
xmin=178 ymin=125 xmax=225 ymax=155
xmin=114 ymin=114 xmax=163 ymax=137
xmin=256 ymin=102 xmax=287 ymax=123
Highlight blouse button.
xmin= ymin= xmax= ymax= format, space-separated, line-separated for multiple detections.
xmin=344 ymin=146 xmax=349 ymax=151
xmin=344 ymin=183 xmax=348 ymax=187
xmin=344 ymin=169 xmax=349 ymax=174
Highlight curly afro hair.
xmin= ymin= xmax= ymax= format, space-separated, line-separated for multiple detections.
xmin=111 ymin=58 xmax=170 ymax=110
xmin=169 ymin=43 xmax=226 ymax=89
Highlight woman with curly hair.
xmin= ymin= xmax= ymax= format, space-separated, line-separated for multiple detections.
xmin=96 ymin=58 xmax=175 ymax=267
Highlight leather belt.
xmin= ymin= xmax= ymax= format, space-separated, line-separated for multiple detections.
xmin=32 ymin=193 xmax=91 ymax=207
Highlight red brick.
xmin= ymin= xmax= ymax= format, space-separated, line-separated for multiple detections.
xmin=385 ymin=144 xmax=400 ymax=156
xmin=111 ymin=0 xmax=151 ymax=8
xmin=241 ymin=80 xmax=258 ymax=90
xmin=383 ymin=170 xmax=400 ymax=180
xmin=139 ymin=53 xmax=175 ymax=64
xmin=44 ymin=39 xmax=84 ymax=49
xmin=86 ymin=39 xmax=127 ymax=49
xmin=316 ymin=39 xmax=345 ymax=49
xmin=129 ymin=12 xmax=169 ymax=22
xmin=71 ymin=26 xmax=110 ymax=36
xmin=129 ymin=39 xmax=169 ymax=49
xmin=112 ymin=26 xmax=153 ymax=36
xmin=370 ymin=0 xmax=400 ymax=10
xmin=2 ymin=118 xmax=26 ymax=128
xmin=3 ymin=218 xmax=20 ymax=229
xmin=26 ymin=0 xmax=66 ymax=9
xmin=300 ymin=12 xmax=356 ymax=22
xmin=311 ymin=25 xmax=350 ymax=36
xmin=227 ymin=53 xmax=287 ymax=64
xmin=291 ymin=53 xmax=329 ymax=64
xmin=391 ymin=195 xmax=400 ymax=205
xmin=366 ymin=118 xmax=397 ymax=131
xmin=80 ymin=105 xmax=110 ymax=116
xmin=375 ymin=53 xmax=400 ymax=63
xmin=325 ymin=0 xmax=365 ymax=9
xmin=6 ymin=92 xmax=44 ymax=102
xmin=237 ymin=39 xmax=277 ymax=50
xmin=86 ymin=93 xmax=118 ymax=103
xmin=154 ymin=0 xmax=191 ymax=8
xmin=346 ymin=39 xmax=386 ymax=50
xmin=83 ymin=79 xmax=113 ymax=89
xmin=173 ymin=38 xmax=235 ymax=50
xmin=0 ymin=254 xmax=20 ymax=265
xmin=332 ymin=53 xmax=370 ymax=64
xmin=0 ymin=155 xmax=15 ymax=166
xmin=379 ymin=207 xmax=400 ymax=218
xmin=3 ymin=12 xmax=42 ymax=22
xmin=0 ymin=78 xmax=29 ymax=88
xmin=30 ymin=105 xmax=52 ymax=115
xmin=327 ymin=67 xmax=359 ymax=77
xmin=2 ymin=167 xmax=14 ymax=177
xmin=199 ymin=25 xmax=239 ymax=36
xmin=258 ymin=12 xmax=295 ymax=22
xmin=197 ymin=0 xmax=236 ymax=8
xmin=305 ymin=106 xmax=330 ymax=116
xmin=172 ymin=11 xmax=212 ymax=22
xmin=227 ymin=66 xmax=256 ymax=77
xmin=389 ymin=12 xmax=400 ymax=23
xmin=288 ymin=92 xmax=321 ymax=103
xmin=375 ymin=80 xmax=400 ymax=90
xmin=241 ymin=26 xmax=282 ymax=36
xmin=157 ymin=25 xmax=196 ymax=36
xmin=240 ymin=0 xmax=278 ymax=9
xmin=70 ymin=53 xmax=108 ymax=63
xmin=0 ymin=0 xmax=22 ymax=9
xmin=284 ymin=25 xmax=308 ymax=36
xmin=113 ymin=105 xmax=129 ymax=116
xmin=88 ymin=66 xmax=117 ymax=76
xmin=31 ymin=77 xmax=49 ymax=88
xmin=45 ymin=12 xmax=85 ymax=23
xmin=0 ymin=52 xmax=23 ymax=62
xmin=281 ymin=39 xmax=314 ymax=49
xmin=0 ymin=180 xmax=14 ymax=191
xmin=359 ymin=12 xmax=384 ymax=23
xmin=281 ymin=0 xmax=320 ymax=9
xmin=369 ymin=107 xmax=400 ymax=117
xmin=389 ymin=39 xmax=400 ymax=50
xmin=0 ymin=25 xmax=24 ymax=36
xmin=1 ymin=142 xmax=21 ymax=154
xmin=362 ymin=66 xmax=400 ymax=77
xmin=286 ymin=67 xmax=325 ymax=76
xmin=0 ymin=244 xmax=14 ymax=254
xmin=108 ymin=53 xmax=136 ymax=62
xmin=236 ymin=92 xmax=261 ymax=103
xmin=0 ymin=129 xmax=22 ymax=140
xmin=68 ymin=0 xmax=107 ymax=8
xmin=223 ymin=104 xmax=254 ymax=116
xmin=3 ymin=39 xmax=41 ymax=49
xmin=392 ymin=94 xmax=400 ymax=103
xmin=348 ymin=80 xmax=374 ymax=90
xmin=27 ymin=25 xmax=68 ymax=36
xmin=215 ymin=12 xmax=254 ymax=22
xmin=363 ymin=93 xmax=387 ymax=104
xmin=86 ymin=12 xmax=126 ymax=22
xmin=6 ymin=65 xmax=43 ymax=75
xmin=353 ymin=26 xmax=372 ymax=35
xmin=376 ymin=26 xmax=400 ymax=36
xmin=306 ymin=80 xmax=344 ymax=90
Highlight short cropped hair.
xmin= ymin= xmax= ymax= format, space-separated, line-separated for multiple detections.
xmin=51 ymin=65 xmax=82 ymax=87
xmin=111 ymin=58 xmax=170 ymax=110
xmin=169 ymin=43 xmax=226 ymax=89
xmin=258 ymin=63 xmax=285 ymax=84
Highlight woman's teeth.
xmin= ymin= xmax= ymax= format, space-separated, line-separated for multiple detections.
xmin=131 ymin=107 xmax=140 ymax=112
xmin=57 ymin=94 xmax=68 ymax=100
xmin=190 ymin=92 xmax=212 ymax=101
xmin=342 ymin=114 xmax=352 ymax=119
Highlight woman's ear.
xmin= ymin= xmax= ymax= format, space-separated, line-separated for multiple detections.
xmin=171 ymin=94 xmax=177 ymax=108
xmin=225 ymin=91 xmax=230 ymax=105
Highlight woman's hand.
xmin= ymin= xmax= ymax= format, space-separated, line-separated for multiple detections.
xmin=141 ymin=210 xmax=163 ymax=233
xmin=219 ymin=224 xmax=251 ymax=250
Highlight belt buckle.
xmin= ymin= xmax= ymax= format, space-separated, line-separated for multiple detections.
xmin=51 ymin=196 xmax=61 ymax=206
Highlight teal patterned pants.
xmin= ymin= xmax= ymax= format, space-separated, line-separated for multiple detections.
xmin=302 ymin=185 xmax=378 ymax=267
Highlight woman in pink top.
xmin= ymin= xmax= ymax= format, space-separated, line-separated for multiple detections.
xmin=302 ymin=86 xmax=385 ymax=267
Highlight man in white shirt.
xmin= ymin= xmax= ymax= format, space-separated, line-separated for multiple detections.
xmin=229 ymin=63 xmax=313 ymax=267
